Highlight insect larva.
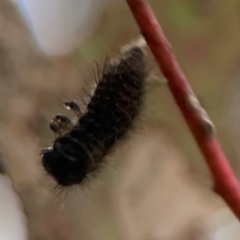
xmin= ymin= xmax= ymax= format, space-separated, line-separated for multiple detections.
xmin=41 ymin=43 xmax=148 ymax=186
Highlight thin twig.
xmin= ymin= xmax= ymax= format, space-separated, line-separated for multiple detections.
xmin=126 ymin=0 xmax=240 ymax=219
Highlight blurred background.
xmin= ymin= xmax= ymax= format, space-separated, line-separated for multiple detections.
xmin=0 ymin=0 xmax=240 ymax=239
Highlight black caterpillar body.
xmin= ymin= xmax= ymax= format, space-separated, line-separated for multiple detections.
xmin=42 ymin=45 xmax=147 ymax=186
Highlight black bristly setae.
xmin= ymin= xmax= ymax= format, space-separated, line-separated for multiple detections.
xmin=42 ymin=44 xmax=148 ymax=187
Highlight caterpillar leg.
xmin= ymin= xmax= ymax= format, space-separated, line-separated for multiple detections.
xmin=49 ymin=114 xmax=73 ymax=136
xmin=63 ymin=101 xmax=82 ymax=117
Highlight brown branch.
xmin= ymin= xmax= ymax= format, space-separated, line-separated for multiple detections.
xmin=126 ymin=0 xmax=240 ymax=219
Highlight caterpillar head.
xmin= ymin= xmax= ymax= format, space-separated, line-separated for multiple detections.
xmin=42 ymin=137 xmax=89 ymax=186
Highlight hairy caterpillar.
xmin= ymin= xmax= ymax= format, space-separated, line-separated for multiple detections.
xmin=41 ymin=42 xmax=148 ymax=186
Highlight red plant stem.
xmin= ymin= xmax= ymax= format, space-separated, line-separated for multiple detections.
xmin=126 ymin=0 xmax=240 ymax=219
